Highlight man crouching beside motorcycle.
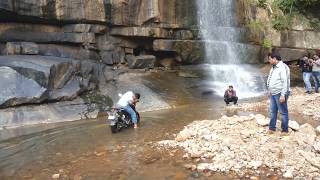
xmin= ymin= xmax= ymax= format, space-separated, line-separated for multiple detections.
xmin=116 ymin=91 xmax=140 ymax=129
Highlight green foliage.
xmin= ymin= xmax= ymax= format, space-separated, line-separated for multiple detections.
xmin=246 ymin=20 xmax=265 ymax=43
xmin=257 ymin=0 xmax=268 ymax=8
xmin=310 ymin=19 xmax=320 ymax=31
xmin=273 ymin=0 xmax=296 ymax=14
xmin=263 ymin=39 xmax=272 ymax=49
xmin=247 ymin=20 xmax=264 ymax=33
xmin=81 ymin=90 xmax=113 ymax=113
xmin=272 ymin=15 xmax=292 ymax=31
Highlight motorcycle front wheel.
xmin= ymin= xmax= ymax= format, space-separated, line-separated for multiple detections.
xmin=110 ymin=122 xmax=121 ymax=133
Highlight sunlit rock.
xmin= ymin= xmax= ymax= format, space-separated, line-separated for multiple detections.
xmin=158 ymin=114 xmax=320 ymax=178
xmin=289 ymin=120 xmax=300 ymax=131
xmin=255 ymin=114 xmax=269 ymax=126
xmin=316 ymin=126 xmax=320 ymax=134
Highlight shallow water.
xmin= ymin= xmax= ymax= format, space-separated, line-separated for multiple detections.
xmin=0 ymin=67 xmax=318 ymax=180
xmin=0 ymin=100 xmax=225 ymax=179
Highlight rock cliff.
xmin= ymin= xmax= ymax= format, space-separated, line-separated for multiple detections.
xmin=237 ymin=0 xmax=320 ymax=62
xmin=0 ymin=0 xmax=202 ymax=127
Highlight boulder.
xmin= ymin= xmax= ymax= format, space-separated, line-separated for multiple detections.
xmin=0 ymin=98 xmax=98 ymax=129
xmin=0 ymin=66 xmax=46 ymax=107
xmin=281 ymin=31 xmax=320 ymax=49
xmin=0 ymin=55 xmax=97 ymax=107
xmin=100 ymin=48 xmax=125 ymax=65
xmin=126 ymin=55 xmax=156 ymax=69
xmin=294 ymin=123 xmax=317 ymax=145
xmin=255 ymin=114 xmax=269 ymax=126
xmin=289 ymin=120 xmax=300 ymax=131
xmin=316 ymin=126 xmax=320 ymax=134
xmin=49 ymin=77 xmax=81 ymax=101
xmin=0 ymin=55 xmax=74 ymax=88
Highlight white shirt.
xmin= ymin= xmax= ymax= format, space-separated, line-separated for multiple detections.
xmin=267 ymin=61 xmax=291 ymax=96
xmin=117 ymin=91 xmax=134 ymax=107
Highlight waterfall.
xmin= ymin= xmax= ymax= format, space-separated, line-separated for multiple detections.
xmin=196 ymin=0 xmax=265 ymax=98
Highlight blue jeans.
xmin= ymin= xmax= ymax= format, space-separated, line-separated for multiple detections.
xmin=123 ymin=105 xmax=138 ymax=124
xmin=269 ymin=93 xmax=289 ymax=132
xmin=303 ymin=72 xmax=312 ymax=92
xmin=312 ymin=71 xmax=320 ymax=92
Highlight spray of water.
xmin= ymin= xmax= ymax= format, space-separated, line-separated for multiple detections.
xmin=196 ymin=0 xmax=265 ymax=98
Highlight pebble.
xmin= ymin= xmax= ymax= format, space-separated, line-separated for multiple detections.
xmin=52 ymin=174 xmax=60 ymax=179
xmin=157 ymin=114 xmax=320 ymax=179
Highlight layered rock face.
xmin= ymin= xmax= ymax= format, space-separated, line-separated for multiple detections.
xmin=237 ymin=0 xmax=320 ymax=61
xmin=0 ymin=0 xmax=204 ymax=127
xmin=0 ymin=0 xmax=199 ymax=66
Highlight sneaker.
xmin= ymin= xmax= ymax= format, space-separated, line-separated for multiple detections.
xmin=133 ymin=124 xmax=138 ymax=129
xmin=267 ymin=130 xmax=276 ymax=135
xmin=280 ymin=131 xmax=289 ymax=136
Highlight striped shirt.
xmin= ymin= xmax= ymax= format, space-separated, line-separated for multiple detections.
xmin=267 ymin=61 xmax=291 ymax=96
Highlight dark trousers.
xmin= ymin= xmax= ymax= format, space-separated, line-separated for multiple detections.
xmin=224 ymin=97 xmax=238 ymax=105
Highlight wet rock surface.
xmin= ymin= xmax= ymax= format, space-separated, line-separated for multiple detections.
xmin=0 ymin=66 xmax=46 ymax=107
xmin=0 ymin=55 xmax=100 ymax=107
xmin=158 ymin=114 xmax=320 ymax=178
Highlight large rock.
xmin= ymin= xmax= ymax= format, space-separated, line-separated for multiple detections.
xmin=0 ymin=98 xmax=98 ymax=129
xmin=0 ymin=55 xmax=73 ymax=88
xmin=0 ymin=55 xmax=99 ymax=107
xmin=0 ymin=66 xmax=46 ymax=107
xmin=276 ymin=48 xmax=307 ymax=62
xmin=289 ymin=120 xmax=300 ymax=131
xmin=316 ymin=126 xmax=320 ymax=134
xmin=49 ymin=77 xmax=81 ymax=101
xmin=255 ymin=114 xmax=269 ymax=126
xmin=100 ymin=47 xmax=125 ymax=65
xmin=126 ymin=55 xmax=156 ymax=69
xmin=281 ymin=31 xmax=320 ymax=49
xmin=153 ymin=40 xmax=205 ymax=64
xmin=0 ymin=0 xmax=107 ymax=23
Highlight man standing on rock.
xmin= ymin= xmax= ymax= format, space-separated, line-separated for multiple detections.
xmin=266 ymin=51 xmax=291 ymax=133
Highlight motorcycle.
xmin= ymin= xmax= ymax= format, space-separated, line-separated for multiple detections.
xmin=108 ymin=104 xmax=140 ymax=133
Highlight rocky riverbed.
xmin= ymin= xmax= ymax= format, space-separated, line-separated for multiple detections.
xmin=157 ymin=114 xmax=320 ymax=179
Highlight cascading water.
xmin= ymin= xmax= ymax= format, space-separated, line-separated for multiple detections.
xmin=196 ymin=0 xmax=265 ymax=98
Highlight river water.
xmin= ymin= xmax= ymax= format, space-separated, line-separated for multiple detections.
xmin=0 ymin=68 xmax=318 ymax=180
